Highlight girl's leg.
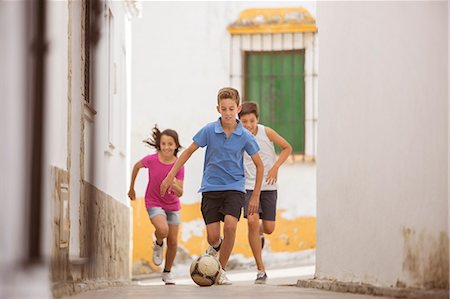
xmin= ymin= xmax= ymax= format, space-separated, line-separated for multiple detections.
xmin=151 ymin=215 xmax=169 ymax=244
xmin=247 ymin=213 xmax=264 ymax=271
xmin=218 ymin=215 xmax=238 ymax=269
xmin=163 ymin=224 xmax=179 ymax=271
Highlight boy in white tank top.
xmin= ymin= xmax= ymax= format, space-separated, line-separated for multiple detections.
xmin=239 ymin=102 xmax=292 ymax=284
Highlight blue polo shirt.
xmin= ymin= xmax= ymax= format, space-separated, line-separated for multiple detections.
xmin=193 ymin=118 xmax=260 ymax=193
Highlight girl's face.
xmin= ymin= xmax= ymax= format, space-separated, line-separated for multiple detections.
xmin=217 ymin=98 xmax=241 ymax=126
xmin=160 ymin=134 xmax=177 ymax=157
xmin=240 ymin=113 xmax=258 ymax=135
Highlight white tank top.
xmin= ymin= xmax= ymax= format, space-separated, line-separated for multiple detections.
xmin=244 ymin=124 xmax=278 ymax=191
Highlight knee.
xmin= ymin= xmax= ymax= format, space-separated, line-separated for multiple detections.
xmin=207 ymin=235 xmax=221 ymax=245
xmin=263 ymin=224 xmax=275 ymax=235
xmin=264 ymin=227 xmax=275 ymax=235
xmin=223 ymin=223 xmax=237 ymax=237
xmin=247 ymin=218 xmax=260 ymax=231
xmin=156 ymin=227 xmax=169 ymax=239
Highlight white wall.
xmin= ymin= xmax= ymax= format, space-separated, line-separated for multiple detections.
xmin=43 ymin=0 xmax=70 ymax=261
xmin=316 ymin=2 xmax=448 ymax=288
xmin=0 ymin=0 xmax=29 ymax=269
xmin=43 ymin=0 xmax=132 ymax=259
xmin=88 ymin=2 xmax=131 ymax=205
xmin=131 ymin=1 xmax=317 ymax=217
xmin=46 ymin=2 xmax=68 ymax=171
xmin=0 ymin=2 xmax=52 ymax=298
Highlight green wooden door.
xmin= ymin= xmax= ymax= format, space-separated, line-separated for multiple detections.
xmin=245 ymin=50 xmax=305 ymax=154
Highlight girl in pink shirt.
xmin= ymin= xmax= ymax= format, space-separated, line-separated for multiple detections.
xmin=128 ymin=125 xmax=184 ymax=285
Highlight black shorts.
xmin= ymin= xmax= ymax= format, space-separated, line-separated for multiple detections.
xmin=201 ymin=191 xmax=245 ymax=225
xmin=243 ymin=190 xmax=277 ymax=221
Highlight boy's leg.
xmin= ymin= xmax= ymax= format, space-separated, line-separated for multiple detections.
xmin=260 ymin=190 xmax=277 ymax=239
xmin=205 ymin=221 xmax=221 ymax=248
xmin=261 ymin=220 xmax=275 ymax=235
xmin=202 ymin=192 xmax=224 ymax=256
xmin=247 ymin=213 xmax=264 ymax=271
xmin=218 ymin=215 xmax=238 ymax=268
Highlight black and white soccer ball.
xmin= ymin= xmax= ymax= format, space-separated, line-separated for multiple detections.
xmin=189 ymin=254 xmax=221 ymax=286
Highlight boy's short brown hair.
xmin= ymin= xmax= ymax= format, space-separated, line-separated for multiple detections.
xmin=217 ymin=87 xmax=240 ymax=106
xmin=238 ymin=101 xmax=259 ymax=118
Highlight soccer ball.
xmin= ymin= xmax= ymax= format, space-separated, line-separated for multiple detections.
xmin=190 ymin=254 xmax=221 ymax=286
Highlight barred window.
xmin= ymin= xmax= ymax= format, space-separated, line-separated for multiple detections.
xmin=244 ymin=50 xmax=305 ymax=154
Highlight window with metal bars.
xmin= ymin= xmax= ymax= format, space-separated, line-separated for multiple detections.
xmin=244 ymin=50 xmax=305 ymax=154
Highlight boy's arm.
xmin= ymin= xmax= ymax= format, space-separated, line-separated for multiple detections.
xmin=128 ymin=161 xmax=144 ymax=201
xmin=247 ymin=153 xmax=264 ymax=216
xmin=265 ymin=127 xmax=292 ymax=184
xmin=170 ymin=178 xmax=184 ymax=197
xmin=160 ymin=142 xmax=199 ymax=196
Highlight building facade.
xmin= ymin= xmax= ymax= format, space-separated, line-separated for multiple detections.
xmin=0 ymin=1 xmax=139 ymax=297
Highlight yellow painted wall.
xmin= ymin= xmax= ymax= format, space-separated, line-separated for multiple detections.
xmin=131 ymin=197 xmax=316 ymax=274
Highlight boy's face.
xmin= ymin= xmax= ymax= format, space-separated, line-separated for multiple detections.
xmin=217 ymin=98 xmax=241 ymax=126
xmin=240 ymin=113 xmax=258 ymax=134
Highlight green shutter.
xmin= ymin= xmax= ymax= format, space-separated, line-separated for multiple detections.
xmin=245 ymin=50 xmax=305 ymax=154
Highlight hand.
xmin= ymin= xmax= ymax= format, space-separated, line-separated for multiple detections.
xmin=160 ymin=176 xmax=172 ymax=196
xmin=247 ymin=195 xmax=259 ymax=216
xmin=266 ymin=166 xmax=279 ymax=185
xmin=167 ymin=178 xmax=178 ymax=195
xmin=128 ymin=189 xmax=136 ymax=201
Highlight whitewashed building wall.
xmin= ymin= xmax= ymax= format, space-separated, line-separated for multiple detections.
xmin=316 ymin=1 xmax=448 ymax=289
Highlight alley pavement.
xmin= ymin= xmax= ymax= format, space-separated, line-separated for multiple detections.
xmin=64 ymin=265 xmax=390 ymax=299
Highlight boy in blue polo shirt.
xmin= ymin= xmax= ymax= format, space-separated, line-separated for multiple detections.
xmin=160 ymin=87 xmax=264 ymax=285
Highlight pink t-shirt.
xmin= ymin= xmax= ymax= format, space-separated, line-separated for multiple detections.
xmin=141 ymin=153 xmax=185 ymax=211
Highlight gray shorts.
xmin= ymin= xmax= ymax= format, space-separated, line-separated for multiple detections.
xmin=147 ymin=207 xmax=181 ymax=225
xmin=243 ymin=190 xmax=277 ymax=221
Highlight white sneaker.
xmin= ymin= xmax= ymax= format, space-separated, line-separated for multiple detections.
xmin=206 ymin=237 xmax=222 ymax=258
xmin=152 ymin=241 xmax=163 ymax=266
xmin=215 ymin=268 xmax=232 ymax=285
xmin=162 ymin=271 xmax=175 ymax=285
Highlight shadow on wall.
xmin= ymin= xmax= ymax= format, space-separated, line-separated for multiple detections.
xmin=131 ymin=199 xmax=316 ymax=276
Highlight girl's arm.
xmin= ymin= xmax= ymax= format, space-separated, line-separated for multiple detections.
xmin=265 ymin=127 xmax=292 ymax=184
xmin=160 ymin=142 xmax=199 ymax=196
xmin=128 ymin=160 xmax=144 ymax=201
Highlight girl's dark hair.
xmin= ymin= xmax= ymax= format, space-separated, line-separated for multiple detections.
xmin=238 ymin=101 xmax=259 ymax=118
xmin=143 ymin=125 xmax=182 ymax=156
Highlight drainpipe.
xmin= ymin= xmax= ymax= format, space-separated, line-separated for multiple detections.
xmin=28 ymin=0 xmax=47 ymax=265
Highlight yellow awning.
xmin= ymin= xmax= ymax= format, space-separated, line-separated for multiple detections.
xmin=227 ymin=7 xmax=317 ymax=35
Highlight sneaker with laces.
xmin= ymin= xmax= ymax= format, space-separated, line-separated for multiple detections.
xmin=215 ymin=268 xmax=232 ymax=285
xmin=152 ymin=241 xmax=163 ymax=266
xmin=255 ymin=271 xmax=267 ymax=284
xmin=162 ymin=271 xmax=175 ymax=285
xmin=205 ymin=237 xmax=222 ymax=258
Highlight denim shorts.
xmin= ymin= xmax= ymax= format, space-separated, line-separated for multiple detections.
xmin=147 ymin=207 xmax=181 ymax=225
